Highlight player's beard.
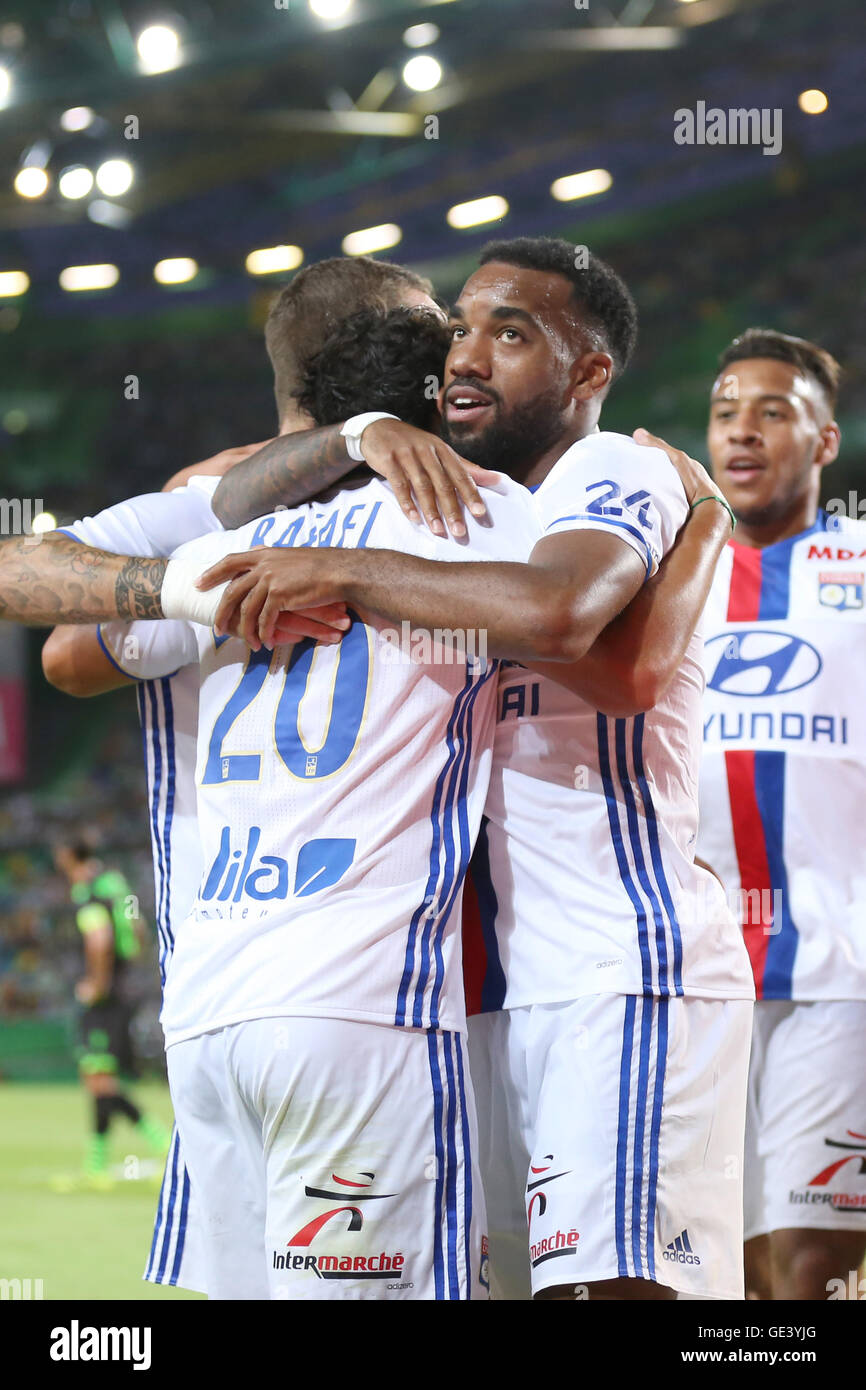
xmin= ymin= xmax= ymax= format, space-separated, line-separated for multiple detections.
xmin=442 ymin=384 xmax=570 ymax=480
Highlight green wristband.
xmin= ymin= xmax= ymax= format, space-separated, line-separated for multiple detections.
xmin=690 ymin=494 xmax=736 ymax=532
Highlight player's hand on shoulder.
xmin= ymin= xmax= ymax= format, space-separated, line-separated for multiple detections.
xmin=633 ymin=428 xmax=721 ymax=506
xmin=360 ymin=418 xmax=497 ymax=539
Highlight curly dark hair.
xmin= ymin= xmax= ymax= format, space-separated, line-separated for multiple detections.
xmin=295 ymin=306 xmax=450 ymax=429
xmin=480 ymin=236 xmax=638 ymax=378
xmin=265 ymin=257 xmax=434 ymax=421
xmin=717 ymin=328 xmax=841 ymax=412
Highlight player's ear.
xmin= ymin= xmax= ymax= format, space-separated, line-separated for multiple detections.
xmin=569 ymin=350 xmax=617 ymax=405
xmin=815 ymin=420 xmax=841 ymax=469
xmin=569 ymin=350 xmax=613 ymax=403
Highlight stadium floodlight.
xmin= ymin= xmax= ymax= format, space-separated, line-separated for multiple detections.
xmin=137 ymin=24 xmax=180 ymax=74
xmin=0 ymin=67 xmax=10 ymax=108
xmin=95 ymin=159 xmax=134 ymax=196
xmin=14 ymin=167 xmax=49 ymax=198
xmin=309 ymin=0 xmax=353 ymax=19
xmin=342 ymin=224 xmax=402 ymax=256
xmin=446 ymin=195 xmax=508 ymax=230
xmin=403 ymin=23 xmax=440 ymax=48
xmin=551 ymin=168 xmax=613 ymax=202
xmin=60 ymin=106 xmax=95 ymax=132
xmin=798 ymin=89 xmax=828 ymax=115
xmin=154 ymin=257 xmax=198 ymax=285
xmin=58 ymin=166 xmax=94 ymax=200
xmin=0 ymin=271 xmax=29 ymax=297
xmin=402 ymin=55 xmax=442 ymax=92
xmin=59 ymin=263 xmax=120 ymax=292
xmin=31 ymin=511 xmax=57 ymax=534
xmin=245 ymin=245 xmax=304 ymax=275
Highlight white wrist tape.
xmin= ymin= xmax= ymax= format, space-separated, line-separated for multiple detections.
xmin=160 ymin=555 xmax=229 ymax=627
xmin=340 ymin=412 xmax=399 ymax=463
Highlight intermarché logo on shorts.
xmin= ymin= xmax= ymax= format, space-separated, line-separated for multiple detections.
xmin=274 ymin=1167 xmax=412 ymax=1287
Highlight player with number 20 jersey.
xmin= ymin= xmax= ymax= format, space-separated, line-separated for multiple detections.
xmin=161 ymin=471 xmax=540 ymax=1300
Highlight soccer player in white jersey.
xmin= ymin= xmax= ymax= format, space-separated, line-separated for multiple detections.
xmin=37 ymin=255 xmax=454 ymax=1294
xmin=0 ymin=307 xmax=544 ymax=1300
xmin=195 ymin=237 xmax=756 ymax=1301
xmin=696 ymin=329 xmax=866 ymax=1300
xmin=2 ymin=275 xmax=737 ymax=1302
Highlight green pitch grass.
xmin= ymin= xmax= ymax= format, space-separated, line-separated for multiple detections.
xmin=0 ymin=1081 xmax=204 ymax=1300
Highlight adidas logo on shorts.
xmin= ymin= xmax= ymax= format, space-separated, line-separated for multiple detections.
xmin=662 ymin=1229 xmax=701 ymax=1266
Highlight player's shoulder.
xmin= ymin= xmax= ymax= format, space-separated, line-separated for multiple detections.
xmin=541 ymin=429 xmax=679 ymax=491
xmin=371 ymin=471 xmax=538 ymax=559
xmin=172 ymin=474 xmax=221 ymax=499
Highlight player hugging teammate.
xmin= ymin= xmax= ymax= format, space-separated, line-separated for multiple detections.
xmin=2 ymin=241 xmax=861 ymax=1300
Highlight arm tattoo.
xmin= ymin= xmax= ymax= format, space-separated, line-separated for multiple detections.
xmin=211 ymin=424 xmax=354 ymax=528
xmin=115 ymin=557 xmax=167 ymax=619
xmin=0 ymin=535 xmax=166 ymax=625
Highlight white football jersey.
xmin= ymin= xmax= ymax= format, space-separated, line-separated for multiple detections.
xmin=697 ymin=510 xmax=866 ymax=1001
xmin=463 ymin=431 xmax=755 ymax=1013
xmin=160 ymin=474 xmax=541 ymax=1046
xmin=62 ymin=479 xmax=223 ymax=1295
xmin=61 ymin=478 xmax=223 ymax=976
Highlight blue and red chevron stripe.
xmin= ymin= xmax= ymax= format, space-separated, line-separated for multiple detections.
xmin=723 ymin=520 xmax=826 ymax=997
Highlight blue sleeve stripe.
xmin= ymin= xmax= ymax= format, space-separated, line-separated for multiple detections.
xmin=546 ymin=513 xmax=654 ymax=579
xmin=55 ymin=528 xmax=82 ymax=541
xmin=96 ymin=625 xmax=137 ymax=680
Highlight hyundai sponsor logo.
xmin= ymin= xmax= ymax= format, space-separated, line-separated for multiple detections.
xmin=705 ymin=630 xmax=822 ymax=698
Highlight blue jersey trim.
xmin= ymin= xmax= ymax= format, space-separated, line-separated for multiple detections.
xmin=615 ymin=995 xmax=637 ymax=1277
xmin=396 ymin=671 xmax=476 ymax=1028
xmin=753 ymin=528 xmax=804 ymax=995
xmin=597 ymin=716 xmax=654 ymax=992
xmin=546 ymin=513 xmax=653 ymax=579
xmin=96 ymin=625 xmax=135 ymax=680
xmin=427 ymin=664 xmax=497 ymax=1027
xmin=754 ymin=751 xmax=798 ymax=997
xmin=156 ymin=1132 xmax=180 ymax=1284
xmin=427 ymin=1032 xmax=446 ymax=1300
xmin=614 ymin=719 xmax=669 ymax=996
xmin=454 ymin=1036 xmax=474 ymax=1296
xmin=169 ymin=1168 xmax=191 ymax=1286
xmin=645 ymin=998 xmax=669 ymax=1281
xmin=160 ymin=677 xmax=176 ymax=956
xmin=632 ymin=716 xmax=684 ymax=996
xmin=441 ymin=1036 xmax=461 ymax=1297
xmin=472 ymin=819 xmax=507 ymax=1014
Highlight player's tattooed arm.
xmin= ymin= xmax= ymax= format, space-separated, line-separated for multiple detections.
xmin=0 ymin=535 xmax=166 ymax=625
xmin=211 ymin=420 xmax=491 ymax=538
xmin=211 ymin=426 xmax=352 ymax=529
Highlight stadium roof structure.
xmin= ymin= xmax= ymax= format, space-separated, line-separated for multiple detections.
xmin=0 ymin=0 xmax=862 ymax=315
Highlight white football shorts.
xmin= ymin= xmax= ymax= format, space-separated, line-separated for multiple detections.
xmin=745 ymin=999 xmax=866 ymax=1240
xmin=143 ymin=1123 xmax=208 ymax=1294
xmin=166 ymin=1016 xmax=488 ymax=1301
xmin=469 ymin=993 xmax=752 ymax=1299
